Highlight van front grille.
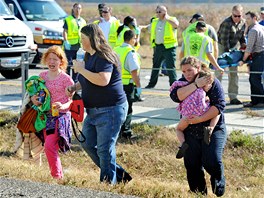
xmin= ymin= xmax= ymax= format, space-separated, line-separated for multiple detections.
xmin=0 ymin=35 xmax=27 ymax=48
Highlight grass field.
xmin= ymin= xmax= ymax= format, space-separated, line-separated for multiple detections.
xmin=0 ymin=111 xmax=263 ymax=197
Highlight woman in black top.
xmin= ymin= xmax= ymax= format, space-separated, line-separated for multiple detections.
xmin=170 ymin=56 xmax=227 ymax=196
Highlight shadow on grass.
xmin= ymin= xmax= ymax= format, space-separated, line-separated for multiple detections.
xmin=0 ymin=151 xmax=15 ymax=157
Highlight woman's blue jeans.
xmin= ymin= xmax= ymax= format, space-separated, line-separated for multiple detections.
xmin=81 ymin=101 xmax=128 ymax=184
xmin=184 ymin=124 xmax=227 ymax=196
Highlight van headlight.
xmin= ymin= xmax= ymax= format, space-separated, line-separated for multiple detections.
xmin=43 ymin=30 xmax=63 ymax=45
xmin=43 ymin=30 xmax=62 ymax=37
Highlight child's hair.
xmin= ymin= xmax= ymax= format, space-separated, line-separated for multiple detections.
xmin=41 ymin=45 xmax=68 ymax=72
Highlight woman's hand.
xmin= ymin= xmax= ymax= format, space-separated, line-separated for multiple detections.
xmin=65 ymin=86 xmax=75 ymax=97
xmin=185 ymin=115 xmax=202 ymax=125
xmin=218 ymin=67 xmax=225 ymax=73
xmin=72 ymin=60 xmax=85 ymax=73
xmin=31 ymin=95 xmax=42 ymax=106
xmin=195 ymin=75 xmax=211 ymax=88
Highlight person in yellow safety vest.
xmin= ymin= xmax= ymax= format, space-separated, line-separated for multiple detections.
xmin=182 ymin=13 xmax=219 ymax=59
xmin=93 ymin=5 xmax=120 ymax=48
xmin=63 ymin=3 xmax=86 ymax=82
xmin=116 ymin=16 xmax=141 ymax=51
xmin=114 ymin=30 xmax=141 ymax=139
xmin=145 ymin=5 xmax=178 ymax=89
xmin=180 ymin=21 xmax=224 ymax=72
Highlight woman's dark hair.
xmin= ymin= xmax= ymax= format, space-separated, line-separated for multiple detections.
xmin=81 ymin=24 xmax=120 ymax=68
xmin=117 ymin=16 xmax=135 ymax=36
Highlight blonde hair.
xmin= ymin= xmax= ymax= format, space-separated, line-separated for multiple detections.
xmin=41 ymin=45 xmax=68 ymax=72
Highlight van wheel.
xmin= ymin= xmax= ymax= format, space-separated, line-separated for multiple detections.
xmin=0 ymin=69 xmax=21 ymax=79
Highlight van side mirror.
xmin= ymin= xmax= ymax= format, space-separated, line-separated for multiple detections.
xmin=8 ymin=3 xmax=14 ymax=14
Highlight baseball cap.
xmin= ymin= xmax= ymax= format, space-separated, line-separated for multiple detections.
xmin=189 ymin=13 xmax=204 ymax=23
xmin=196 ymin=21 xmax=206 ymax=29
xmin=261 ymin=7 xmax=264 ymax=14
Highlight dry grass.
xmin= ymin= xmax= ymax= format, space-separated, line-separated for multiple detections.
xmin=0 ymin=111 xmax=264 ymax=197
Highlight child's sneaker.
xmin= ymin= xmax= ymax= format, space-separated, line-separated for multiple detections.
xmin=176 ymin=142 xmax=189 ymax=159
xmin=203 ymin=126 xmax=211 ymax=145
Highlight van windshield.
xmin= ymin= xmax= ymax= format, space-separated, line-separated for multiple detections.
xmin=20 ymin=0 xmax=67 ymax=21
xmin=0 ymin=0 xmax=12 ymax=15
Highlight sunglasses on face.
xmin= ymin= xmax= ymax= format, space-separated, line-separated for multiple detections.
xmin=102 ymin=11 xmax=109 ymax=13
xmin=233 ymin=14 xmax=241 ymax=18
xmin=156 ymin=11 xmax=162 ymax=13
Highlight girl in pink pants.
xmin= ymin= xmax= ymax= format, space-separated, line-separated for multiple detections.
xmin=31 ymin=46 xmax=74 ymax=180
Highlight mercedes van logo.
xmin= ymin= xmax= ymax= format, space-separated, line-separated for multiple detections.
xmin=6 ymin=37 xmax=14 ymax=47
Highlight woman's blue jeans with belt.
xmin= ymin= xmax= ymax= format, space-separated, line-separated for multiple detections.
xmin=81 ymin=101 xmax=128 ymax=184
xmin=184 ymin=124 xmax=227 ymax=196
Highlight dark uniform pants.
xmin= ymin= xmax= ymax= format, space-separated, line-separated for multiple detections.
xmin=249 ymin=51 xmax=264 ymax=104
xmin=148 ymin=44 xmax=177 ymax=87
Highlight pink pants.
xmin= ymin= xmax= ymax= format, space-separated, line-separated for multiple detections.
xmin=44 ymin=129 xmax=63 ymax=179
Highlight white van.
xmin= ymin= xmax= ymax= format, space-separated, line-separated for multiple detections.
xmin=5 ymin=0 xmax=67 ymax=65
xmin=0 ymin=0 xmax=36 ymax=79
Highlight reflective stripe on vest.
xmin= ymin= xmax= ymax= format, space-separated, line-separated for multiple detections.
xmin=184 ymin=33 xmax=210 ymax=65
xmin=114 ymin=45 xmax=140 ymax=85
xmin=93 ymin=19 xmax=120 ymax=48
xmin=108 ymin=20 xmax=120 ymax=48
xmin=150 ymin=17 xmax=178 ymax=49
xmin=65 ymin=15 xmax=86 ymax=45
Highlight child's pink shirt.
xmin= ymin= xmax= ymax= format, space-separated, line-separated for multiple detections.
xmin=170 ymin=81 xmax=210 ymax=118
xmin=39 ymin=71 xmax=74 ymax=113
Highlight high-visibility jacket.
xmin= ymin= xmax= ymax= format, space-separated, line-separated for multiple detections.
xmin=182 ymin=21 xmax=215 ymax=58
xmin=182 ymin=21 xmax=211 ymax=38
xmin=115 ymin=26 xmax=131 ymax=48
xmin=184 ymin=32 xmax=211 ymax=65
xmin=93 ymin=19 xmax=120 ymax=48
xmin=114 ymin=45 xmax=140 ymax=85
xmin=150 ymin=17 xmax=178 ymax=49
xmin=65 ymin=15 xmax=86 ymax=45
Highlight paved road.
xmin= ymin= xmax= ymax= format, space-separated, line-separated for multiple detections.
xmin=0 ymin=66 xmax=263 ymax=138
xmin=0 ymin=177 xmax=137 ymax=198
